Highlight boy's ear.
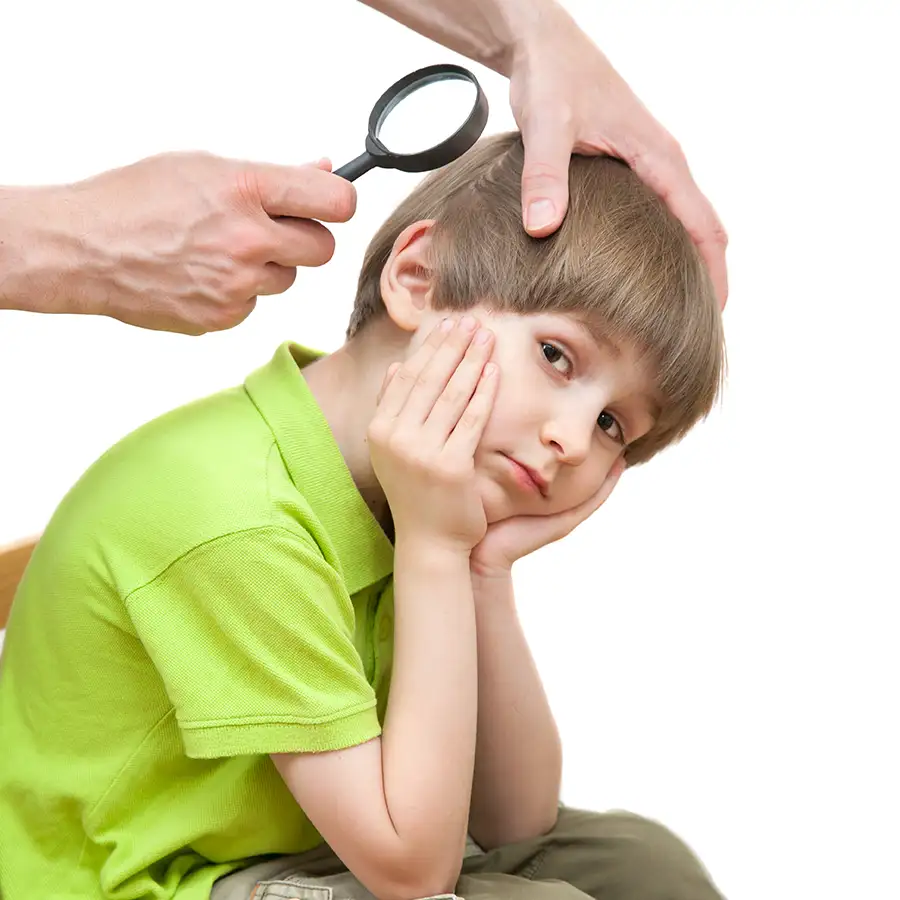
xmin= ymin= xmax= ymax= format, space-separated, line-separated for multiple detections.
xmin=380 ymin=220 xmax=436 ymax=332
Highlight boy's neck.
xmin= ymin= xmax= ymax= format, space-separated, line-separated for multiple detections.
xmin=301 ymin=318 xmax=407 ymax=532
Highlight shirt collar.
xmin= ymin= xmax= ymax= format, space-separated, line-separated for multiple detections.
xmin=244 ymin=341 xmax=393 ymax=594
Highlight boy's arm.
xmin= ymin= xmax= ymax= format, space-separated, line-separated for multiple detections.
xmin=275 ymin=320 xmax=497 ymax=900
xmin=466 ymin=569 xmax=562 ymax=850
xmin=273 ymin=543 xmax=477 ymax=900
xmin=463 ymin=467 xmax=625 ymax=849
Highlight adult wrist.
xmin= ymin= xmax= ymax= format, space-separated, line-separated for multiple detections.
xmin=503 ymin=0 xmax=569 ymax=77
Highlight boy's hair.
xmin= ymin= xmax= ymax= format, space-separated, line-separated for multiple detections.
xmin=348 ymin=132 xmax=725 ymax=465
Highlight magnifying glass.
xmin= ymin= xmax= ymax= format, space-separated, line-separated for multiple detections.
xmin=334 ymin=64 xmax=489 ymax=181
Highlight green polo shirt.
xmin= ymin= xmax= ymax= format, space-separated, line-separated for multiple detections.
xmin=0 ymin=343 xmax=396 ymax=900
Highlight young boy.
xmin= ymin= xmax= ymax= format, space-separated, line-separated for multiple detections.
xmin=0 ymin=132 xmax=726 ymax=900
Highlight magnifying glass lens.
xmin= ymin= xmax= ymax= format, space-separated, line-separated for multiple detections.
xmin=376 ymin=77 xmax=478 ymax=155
xmin=334 ymin=64 xmax=488 ymax=182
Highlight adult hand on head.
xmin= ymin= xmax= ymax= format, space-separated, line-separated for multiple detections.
xmin=509 ymin=5 xmax=729 ymax=308
xmin=469 ymin=456 xmax=626 ymax=580
xmin=0 ymin=152 xmax=356 ymax=334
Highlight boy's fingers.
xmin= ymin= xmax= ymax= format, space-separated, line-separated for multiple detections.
xmin=422 ymin=328 xmax=494 ymax=441
xmin=553 ymin=457 xmax=625 ymax=537
xmin=444 ymin=363 xmax=499 ymax=457
xmin=520 ymin=114 xmax=573 ymax=237
xmin=399 ymin=318 xmax=479 ymax=425
xmin=375 ymin=319 xmax=453 ymax=418
xmin=376 ymin=362 xmax=401 ymax=406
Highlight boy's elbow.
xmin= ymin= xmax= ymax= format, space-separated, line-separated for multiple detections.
xmin=375 ymin=848 xmax=462 ymax=900
xmin=471 ymin=803 xmax=559 ymax=851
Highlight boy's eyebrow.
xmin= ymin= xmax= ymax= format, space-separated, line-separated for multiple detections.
xmin=568 ymin=314 xmax=662 ymax=428
xmin=636 ymin=395 xmax=662 ymax=428
xmin=570 ymin=315 xmax=622 ymax=359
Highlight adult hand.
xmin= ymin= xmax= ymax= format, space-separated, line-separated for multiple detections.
xmin=1 ymin=152 xmax=356 ymax=334
xmin=509 ymin=6 xmax=729 ymax=307
xmin=469 ymin=456 xmax=625 ymax=579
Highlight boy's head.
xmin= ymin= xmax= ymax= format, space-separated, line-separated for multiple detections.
xmin=346 ymin=132 xmax=725 ymax=523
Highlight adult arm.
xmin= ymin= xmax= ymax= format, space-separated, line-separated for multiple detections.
xmin=361 ymin=0 xmax=728 ymax=305
xmin=0 ymin=154 xmax=356 ymax=333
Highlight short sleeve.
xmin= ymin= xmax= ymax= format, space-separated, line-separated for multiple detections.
xmin=125 ymin=526 xmax=381 ymax=758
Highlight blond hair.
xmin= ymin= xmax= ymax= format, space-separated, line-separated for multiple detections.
xmin=348 ymin=132 xmax=725 ymax=465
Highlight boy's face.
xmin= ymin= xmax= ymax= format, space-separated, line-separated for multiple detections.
xmin=406 ymin=307 xmax=659 ymax=524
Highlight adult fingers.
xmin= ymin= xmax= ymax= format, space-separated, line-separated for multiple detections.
xmin=256 ymin=263 xmax=298 ymax=297
xmin=519 ymin=112 xmax=574 ymax=237
xmin=268 ymin=216 xmax=337 ymax=268
xmin=630 ymin=140 xmax=729 ymax=308
xmin=252 ymin=161 xmax=357 ymax=223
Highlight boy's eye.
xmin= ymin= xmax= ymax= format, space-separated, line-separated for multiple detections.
xmin=541 ymin=342 xmax=572 ymax=375
xmin=597 ymin=411 xmax=624 ymax=442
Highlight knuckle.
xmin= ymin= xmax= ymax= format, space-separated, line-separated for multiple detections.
xmin=367 ymin=420 xmax=389 ymax=447
xmin=228 ymin=222 xmax=269 ymax=262
xmin=438 ymin=383 xmax=468 ymax=411
xmin=521 ymin=160 xmax=558 ymax=189
xmin=434 ymin=460 xmax=467 ymax=485
xmin=458 ymin=408 xmax=482 ymax=431
xmin=330 ymin=182 xmax=357 ymax=221
xmin=199 ymin=302 xmax=242 ymax=333
xmin=227 ymin=270 xmax=260 ymax=303
xmin=387 ymin=431 xmax=413 ymax=458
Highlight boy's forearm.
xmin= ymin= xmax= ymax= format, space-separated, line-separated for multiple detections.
xmin=358 ymin=0 xmax=561 ymax=75
xmin=380 ymin=537 xmax=478 ymax=892
xmin=468 ymin=570 xmax=562 ymax=849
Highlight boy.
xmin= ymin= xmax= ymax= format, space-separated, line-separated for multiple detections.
xmin=0 ymin=132 xmax=726 ymax=900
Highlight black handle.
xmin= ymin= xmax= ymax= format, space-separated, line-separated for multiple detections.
xmin=334 ymin=151 xmax=377 ymax=182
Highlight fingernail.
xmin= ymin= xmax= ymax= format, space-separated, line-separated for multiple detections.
xmin=440 ymin=317 xmax=454 ymax=332
xmin=526 ymin=199 xmax=556 ymax=232
xmin=475 ymin=328 xmax=492 ymax=344
xmin=460 ymin=315 xmax=477 ymax=332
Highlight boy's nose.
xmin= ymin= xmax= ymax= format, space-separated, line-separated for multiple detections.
xmin=540 ymin=416 xmax=593 ymax=466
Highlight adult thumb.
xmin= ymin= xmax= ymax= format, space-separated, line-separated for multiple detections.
xmin=520 ymin=122 xmax=573 ymax=237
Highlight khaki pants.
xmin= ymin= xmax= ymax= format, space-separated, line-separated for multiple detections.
xmin=210 ymin=806 xmax=725 ymax=900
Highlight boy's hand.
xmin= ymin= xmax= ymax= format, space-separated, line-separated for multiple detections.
xmin=470 ymin=458 xmax=626 ymax=579
xmin=368 ymin=316 xmax=498 ymax=555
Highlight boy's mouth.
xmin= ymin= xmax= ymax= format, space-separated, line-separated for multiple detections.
xmin=501 ymin=454 xmax=548 ymax=497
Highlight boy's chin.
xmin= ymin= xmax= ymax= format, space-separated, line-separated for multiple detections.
xmin=478 ymin=473 xmax=522 ymax=525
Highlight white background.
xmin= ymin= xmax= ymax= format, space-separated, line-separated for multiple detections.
xmin=2 ymin=2 xmax=899 ymax=898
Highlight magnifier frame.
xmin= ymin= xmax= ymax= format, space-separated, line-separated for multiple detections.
xmin=335 ymin=63 xmax=489 ymax=181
